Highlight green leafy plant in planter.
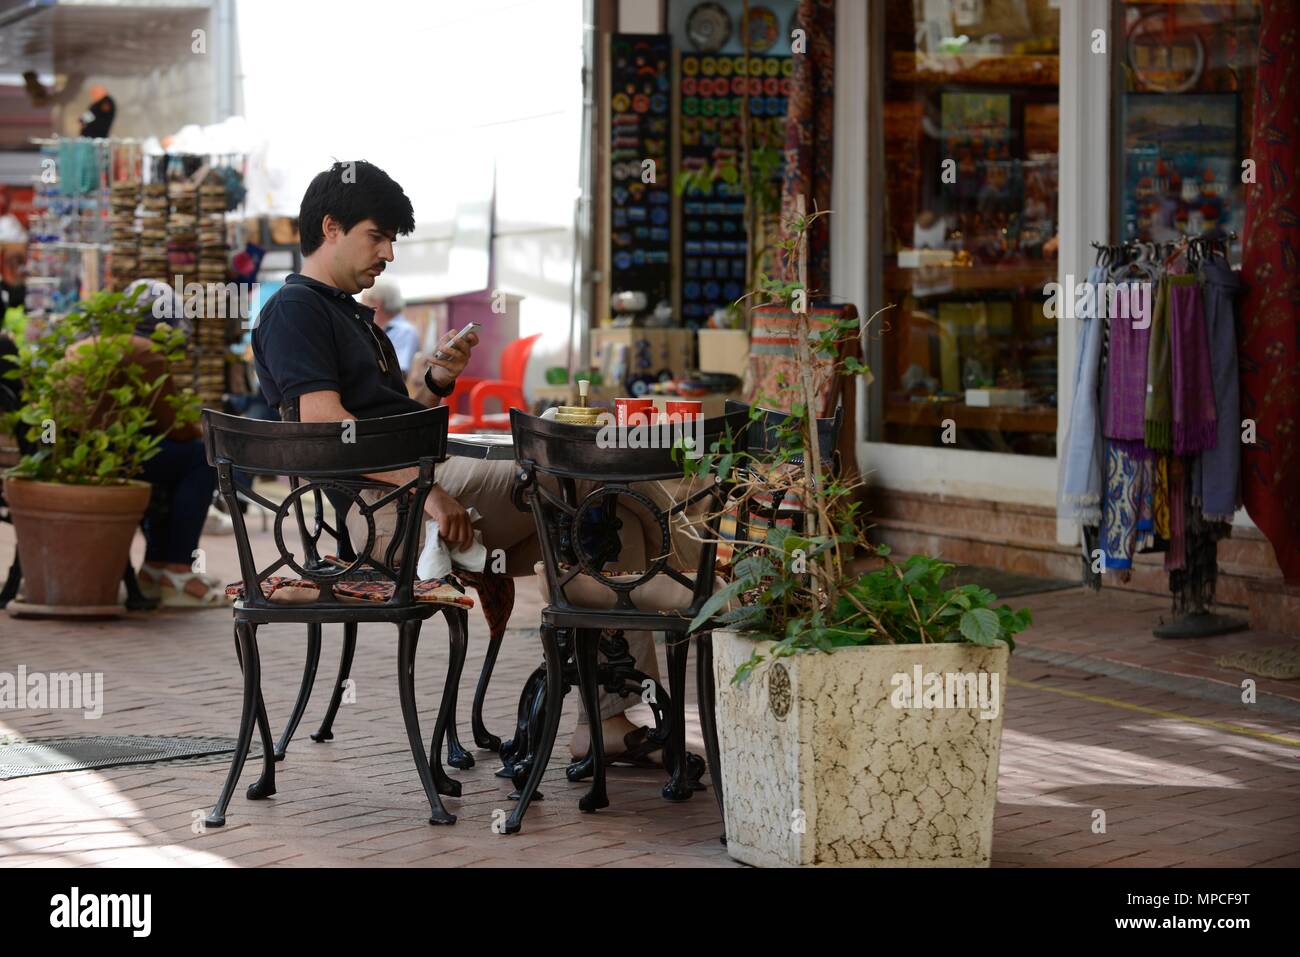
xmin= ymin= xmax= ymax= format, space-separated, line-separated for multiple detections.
xmin=2 ymin=289 xmax=198 ymax=484
xmin=677 ymin=203 xmax=1035 ymax=868
xmin=680 ymin=209 xmax=1032 ymax=683
xmin=1 ymin=289 xmax=201 ymax=612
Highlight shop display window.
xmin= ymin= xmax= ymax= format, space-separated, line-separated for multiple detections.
xmin=877 ymin=0 xmax=1061 ymax=457
xmin=1117 ymin=1 xmax=1260 ymax=265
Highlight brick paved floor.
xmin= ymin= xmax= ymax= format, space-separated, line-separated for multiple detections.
xmin=1 ymin=521 xmax=1297 ymax=867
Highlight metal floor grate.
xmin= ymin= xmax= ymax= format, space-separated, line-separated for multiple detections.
xmin=0 ymin=735 xmax=260 ymax=780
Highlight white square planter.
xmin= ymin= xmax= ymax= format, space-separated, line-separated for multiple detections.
xmin=712 ymin=632 xmax=1009 ymax=867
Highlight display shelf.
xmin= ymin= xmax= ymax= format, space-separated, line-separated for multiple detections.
xmin=889 ymin=51 xmax=1059 ymax=87
xmin=884 ymin=261 xmax=1057 ymax=295
xmin=883 ymin=399 xmax=1057 ymax=435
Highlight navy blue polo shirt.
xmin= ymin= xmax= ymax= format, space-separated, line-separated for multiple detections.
xmin=253 ymin=273 xmax=421 ymax=420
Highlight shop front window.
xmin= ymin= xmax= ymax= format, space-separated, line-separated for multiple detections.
xmin=1116 ymin=1 xmax=1260 ymax=265
xmin=877 ymin=0 xmax=1061 ymax=456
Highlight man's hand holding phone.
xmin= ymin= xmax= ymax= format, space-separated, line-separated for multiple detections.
xmin=426 ymin=321 xmax=479 ymax=389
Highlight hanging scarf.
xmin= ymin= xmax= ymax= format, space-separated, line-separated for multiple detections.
xmin=1144 ymin=275 xmax=1173 ymax=450
xmin=1059 ymin=264 xmax=1107 ymax=523
xmin=1240 ymin=0 xmax=1300 ymax=582
xmin=1102 ymin=440 xmax=1147 ymax=573
xmin=779 ymin=0 xmax=835 ymax=296
xmin=1167 ymin=275 xmax=1219 ymax=455
xmin=1165 ymin=457 xmax=1187 ymax=573
xmin=1104 ymin=281 xmax=1153 ymax=444
xmin=1154 ymin=454 xmax=1172 ymax=540
xmin=1194 ymin=259 xmax=1243 ymax=521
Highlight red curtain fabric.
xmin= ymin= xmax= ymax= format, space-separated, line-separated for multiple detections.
xmin=780 ymin=0 xmax=835 ymax=298
xmin=1240 ymin=0 xmax=1300 ymax=582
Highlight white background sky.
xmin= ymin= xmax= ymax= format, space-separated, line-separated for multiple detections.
xmin=235 ymin=0 xmax=584 ymax=341
xmin=235 ymin=0 xmax=582 ymax=234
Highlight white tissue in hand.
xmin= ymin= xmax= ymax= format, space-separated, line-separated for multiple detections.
xmin=416 ymin=507 xmax=488 ymax=580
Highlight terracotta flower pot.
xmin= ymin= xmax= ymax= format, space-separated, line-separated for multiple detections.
xmin=3 ymin=477 xmax=151 ymax=611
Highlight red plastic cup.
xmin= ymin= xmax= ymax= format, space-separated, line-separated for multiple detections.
xmin=615 ymin=397 xmax=656 ymax=427
xmin=662 ymin=399 xmax=703 ymax=423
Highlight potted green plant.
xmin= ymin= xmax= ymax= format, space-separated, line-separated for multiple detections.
xmin=682 ymin=208 xmax=1031 ymax=867
xmin=1 ymin=289 xmax=197 ymax=614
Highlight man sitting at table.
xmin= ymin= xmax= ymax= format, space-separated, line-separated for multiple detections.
xmin=251 ymin=160 xmax=664 ymax=765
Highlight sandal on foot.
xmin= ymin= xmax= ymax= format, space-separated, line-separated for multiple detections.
xmin=610 ymin=726 xmax=665 ymax=768
xmin=575 ymin=726 xmax=664 ymax=768
xmin=144 ymin=567 xmax=231 ymax=607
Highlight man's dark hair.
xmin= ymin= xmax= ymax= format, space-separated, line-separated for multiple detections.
xmin=298 ymin=160 xmax=415 ymax=256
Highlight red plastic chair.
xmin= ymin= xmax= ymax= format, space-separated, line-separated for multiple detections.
xmin=446 ymin=333 xmax=542 ymax=433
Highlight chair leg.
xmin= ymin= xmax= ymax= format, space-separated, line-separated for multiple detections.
xmin=508 ymin=661 xmax=555 ymax=801
xmin=229 ymin=623 xmax=276 ymax=800
xmin=312 ymin=622 xmax=357 ymax=742
xmin=696 ymin=632 xmax=727 ymax=829
xmin=662 ymin=636 xmax=693 ymax=802
xmin=204 ymin=621 xmax=263 ymax=827
xmin=504 ymin=625 xmax=566 ymax=833
xmin=437 ymin=607 xmax=475 ymax=771
xmin=0 ymin=555 xmax=20 ymax=608
xmin=244 ymin=627 xmax=277 ymax=801
xmin=573 ymin=627 xmax=609 ymax=813
xmin=396 ymin=618 xmax=456 ymax=825
xmin=498 ymin=662 xmax=545 ymax=778
xmin=471 ymin=629 xmax=505 ymax=752
xmin=471 ymin=574 xmax=514 ymax=752
xmin=425 ymin=609 xmax=465 ymax=796
xmin=275 ymin=623 xmax=322 ymax=760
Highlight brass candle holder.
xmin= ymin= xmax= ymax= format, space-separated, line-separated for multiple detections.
xmin=554 ymin=378 xmax=603 ymax=426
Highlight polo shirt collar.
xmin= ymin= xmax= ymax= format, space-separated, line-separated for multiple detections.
xmin=285 ymin=272 xmax=375 ymax=317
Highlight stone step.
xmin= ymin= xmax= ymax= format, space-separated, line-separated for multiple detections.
xmin=868 ymin=516 xmax=1276 ymax=609
xmin=865 ymin=489 xmax=1281 ymax=577
xmin=1246 ymin=581 xmax=1300 ymax=638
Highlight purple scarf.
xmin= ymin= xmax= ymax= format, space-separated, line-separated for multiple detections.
xmin=1103 ymin=283 xmax=1152 ymax=443
xmin=1168 ymin=277 xmax=1218 ymax=455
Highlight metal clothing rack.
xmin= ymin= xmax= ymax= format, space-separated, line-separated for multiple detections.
xmin=1088 ymin=232 xmax=1247 ymax=640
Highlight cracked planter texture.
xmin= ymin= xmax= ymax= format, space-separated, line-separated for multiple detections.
xmin=713 ymin=632 xmax=1009 ymax=867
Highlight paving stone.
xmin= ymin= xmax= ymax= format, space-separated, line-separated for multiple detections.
xmin=1 ymin=523 xmax=1298 ymax=866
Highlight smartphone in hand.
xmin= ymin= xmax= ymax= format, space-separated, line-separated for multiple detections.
xmin=434 ymin=321 xmax=480 ymax=360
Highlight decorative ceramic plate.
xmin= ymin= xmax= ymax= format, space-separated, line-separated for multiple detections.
xmin=745 ymin=5 xmax=779 ymax=54
xmin=686 ymin=1 xmax=732 ymax=53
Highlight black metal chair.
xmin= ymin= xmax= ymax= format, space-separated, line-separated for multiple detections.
xmin=201 ymin=405 xmax=471 ymax=827
xmin=726 ymin=399 xmax=844 ymax=469
xmin=497 ymin=407 xmax=749 ymax=833
xmin=724 ymin=399 xmax=845 ymax=543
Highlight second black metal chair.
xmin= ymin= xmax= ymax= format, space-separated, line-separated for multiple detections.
xmin=499 ymin=407 xmax=749 ymax=833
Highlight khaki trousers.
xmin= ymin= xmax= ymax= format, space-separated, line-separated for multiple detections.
xmin=346 ymin=457 xmax=708 ymax=725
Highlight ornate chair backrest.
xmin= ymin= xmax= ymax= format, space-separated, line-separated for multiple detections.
xmin=202 ymin=406 xmax=448 ymax=609
xmin=721 ymin=400 xmax=846 ymax=551
xmin=509 ymin=407 xmax=749 ymax=621
xmin=724 ymin=400 xmax=844 ymax=472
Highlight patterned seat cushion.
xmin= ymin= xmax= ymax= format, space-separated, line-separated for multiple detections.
xmin=224 ymin=577 xmax=321 ymax=603
xmin=333 ymin=579 xmax=474 ymax=606
xmin=224 ymin=575 xmax=474 ymax=608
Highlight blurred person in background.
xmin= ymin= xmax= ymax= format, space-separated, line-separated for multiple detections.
xmin=0 ymin=189 xmax=28 ymax=317
xmin=361 ymin=277 xmax=419 ymax=374
xmin=79 ymin=280 xmax=228 ymax=606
